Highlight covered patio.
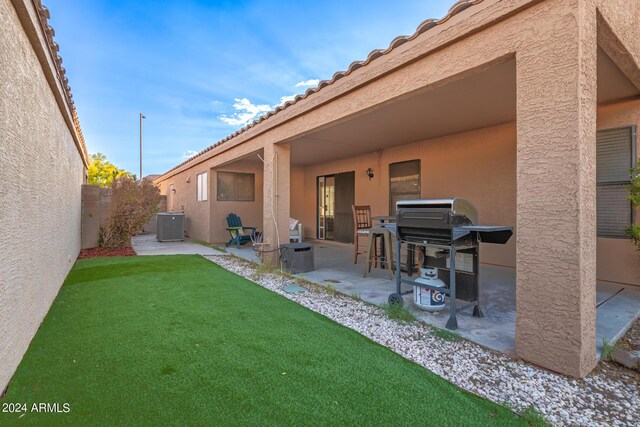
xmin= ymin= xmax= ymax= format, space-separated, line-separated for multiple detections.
xmin=211 ymin=44 xmax=640 ymax=375
xmin=227 ymin=240 xmax=640 ymax=357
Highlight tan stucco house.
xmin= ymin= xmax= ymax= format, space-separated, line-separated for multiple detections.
xmin=0 ymin=0 xmax=88 ymax=391
xmin=154 ymin=0 xmax=640 ymax=378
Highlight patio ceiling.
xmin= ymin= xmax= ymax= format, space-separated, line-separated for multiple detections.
xmin=289 ymin=49 xmax=638 ymax=166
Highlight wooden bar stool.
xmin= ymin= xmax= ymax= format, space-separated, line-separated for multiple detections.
xmin=364 ymin=227 xmax=394 ymax=280
xmin=352 ymin=205 xmax=372 ymax=264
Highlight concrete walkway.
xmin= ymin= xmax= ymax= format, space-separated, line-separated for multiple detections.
xmin=132 ymin=233 xmax=228 ymax=256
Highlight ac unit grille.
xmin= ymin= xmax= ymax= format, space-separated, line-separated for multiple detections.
xmin=156 ymin=213 xmax=185 ymax=242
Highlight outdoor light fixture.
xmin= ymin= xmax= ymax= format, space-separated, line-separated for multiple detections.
xmin=171 ymin=188 xmax=176 ymax=194
xmin=366 ymin=168 xmax=374 ymax=180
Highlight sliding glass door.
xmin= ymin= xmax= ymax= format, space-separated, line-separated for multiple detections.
xmin=317 ymin=172 xmax=355 ymax=242
xmin=317 ymin=176 xmax=335 ymax=240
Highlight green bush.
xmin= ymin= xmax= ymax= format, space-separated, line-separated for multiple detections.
xmin=628 ymin=166 xmax=640 ymax=250
xmin=100 ymin=176 xmax=160 ymax=247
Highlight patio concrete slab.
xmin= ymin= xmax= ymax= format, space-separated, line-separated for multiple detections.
xmin=226 ymin=244 xmax=261 ymax=263
xmin=132 ymin=234 xmax=228 ymax=256
xmin=596 ymin=285 xmax=640 ymax=353
xmin=228 ymin=239 xmax=640 ymax=358
xmin=596 ymin=281 xmax=625 ymax=306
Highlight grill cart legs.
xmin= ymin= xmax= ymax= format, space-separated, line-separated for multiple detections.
xmin=389 ymin=240 xmax=462 ymax=330
xmin=387 ymin=238 xmax=405 ymax=307
xmin=445 ymin=246 xmax=458 ymax=330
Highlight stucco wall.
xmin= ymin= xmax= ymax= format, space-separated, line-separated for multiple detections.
xmin=0 ymin=0 xmax=86 ymax=392
xmin=298 ymin=123 xmax=517 ymax=268
xmin=290 ymin=165 xmax=305 ymax=223
xmin=156 ymin=164 xmax=211 ymax=242
xmin=210 ymin=161 xmax=264 ymax=244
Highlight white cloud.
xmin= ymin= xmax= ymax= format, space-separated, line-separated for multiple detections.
xmin=183 ymin=150 xmax=199 ymax=159
xmin=219 ymin=98 xmax=272 ymax=126
xmin=278 ymin=94 xmax=296 ymax=106
xmin=295 ymin=79 xmax=319 ymax=87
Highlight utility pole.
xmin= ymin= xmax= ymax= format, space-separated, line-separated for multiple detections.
xmin=139 ymin=113 xmax=145 ymax=180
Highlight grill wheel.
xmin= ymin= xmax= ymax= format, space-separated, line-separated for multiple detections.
xmin=388 ymin=293 xmax=404 ymax=307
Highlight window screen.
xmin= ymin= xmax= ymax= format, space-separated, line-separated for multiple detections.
xmin=217 ymin=172 xmax=255 ymax=202
xmin=596 ymin=127 xmax=635 ymax=237
xmin=196 ymin=172 xmax=208 ymax=202
xmin=389 ymin=160 xmax=421 ymax=214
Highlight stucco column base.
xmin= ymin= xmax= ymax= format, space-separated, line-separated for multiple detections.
xmin=515 ymin=1 xmax=597 ymax=378
xmin=262 ymin=143 xmax=291 ymax=265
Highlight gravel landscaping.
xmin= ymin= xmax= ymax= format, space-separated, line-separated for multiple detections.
xmin=205 ymin=255 xmax=639 ymax=427
xmin=615 ymin=317 xmax=640 ymax=371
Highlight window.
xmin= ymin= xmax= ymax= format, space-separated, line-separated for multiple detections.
xmin=196 ymin=172 xmax=208 ymax=201
xmin=597 ymin=127 xmax=636 ymax=237
xmin=389 ymin=160 xmax=421 ymax=214
xmin=217 ymin=172 xmax=255 ymax=201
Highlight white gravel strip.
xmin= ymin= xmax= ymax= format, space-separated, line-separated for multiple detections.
xmin=205 ymin=255 xmax=639 ymax=426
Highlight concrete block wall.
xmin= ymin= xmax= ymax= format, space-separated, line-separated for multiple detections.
xmin=81 ymin=185 xmax=112 ymax=249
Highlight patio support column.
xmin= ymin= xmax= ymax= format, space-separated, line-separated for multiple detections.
xmin=515 ymin=1 xmax=597 ymax=377
xmin=262 ymin=142 xmax=291 ymax=265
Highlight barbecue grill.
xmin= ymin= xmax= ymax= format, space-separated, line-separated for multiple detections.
xmin=390 ymin=198 xmax=513 ymax=329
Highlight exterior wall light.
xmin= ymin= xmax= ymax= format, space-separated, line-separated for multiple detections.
xmin=366 ymin=168 xmax=374 ymax=180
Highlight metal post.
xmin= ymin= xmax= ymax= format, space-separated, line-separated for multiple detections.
xmin=446 ymin=246 xmax=458 ymax=330
xmin=139 ymin=113 xmax=145 ymax=181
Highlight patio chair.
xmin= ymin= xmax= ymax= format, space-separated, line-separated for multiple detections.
xmin=225 ymin=213 xmax=256 ymax=249
xmin=289 ymin=218 xmax=303 ymax=243
xmin=352 ymin=205 xmax=372 ymax=264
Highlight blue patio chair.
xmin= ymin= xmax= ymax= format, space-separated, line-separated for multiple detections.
xmin=225 ymin=213 xmax=257 ymax=249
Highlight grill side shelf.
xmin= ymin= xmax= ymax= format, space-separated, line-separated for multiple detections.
xmin=455 ymin=226 xmax=513 ymax=245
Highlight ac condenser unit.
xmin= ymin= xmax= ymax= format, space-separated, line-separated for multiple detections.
xmin=156 ymin=213 xmax=185 ymax=242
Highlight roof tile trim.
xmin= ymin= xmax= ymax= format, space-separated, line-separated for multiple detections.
xmin=160 ymin=0 xmax=483 ymax=178
xmin=34 ymin=0 xmax=89 ymax=164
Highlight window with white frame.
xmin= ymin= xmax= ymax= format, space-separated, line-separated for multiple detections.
xmin=596 ymin=126 xmax=636 ymax=237
xmin=196 ymin=172 xmax=208 ymax=201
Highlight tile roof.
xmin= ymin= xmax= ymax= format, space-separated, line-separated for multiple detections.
xmin=158 ymin=0 xmax=483 ymax=179
xmin=35 ymin=1 xmax=89 ymax=164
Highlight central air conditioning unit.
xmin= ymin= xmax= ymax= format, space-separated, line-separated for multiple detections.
xmin=156 ymin=213 xmax=185 ymax=242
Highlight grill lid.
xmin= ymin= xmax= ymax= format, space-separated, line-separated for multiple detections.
xmin=396 ymin=198 xmax=478 ymax=225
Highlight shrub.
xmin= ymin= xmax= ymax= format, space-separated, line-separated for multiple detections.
xmin=627 ymin=166 xmax=640 ymax=249
xmin=629 ymin=166 xmax=640 ymax=206
xmin=100 ymin=177 xmax=160 ymax=248
xmin=431 ymin=327 xmax=461 ymax=342
xmin=380 ymin=304 xmax=416 ymax=323
xmin=601 ymin=338 xmax=615 ymax=361
xmin=627 ymin=224 xmax=640 ymax=249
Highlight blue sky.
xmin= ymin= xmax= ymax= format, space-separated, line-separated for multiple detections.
xmin=47 ymin=0 xmax=454 ymax=176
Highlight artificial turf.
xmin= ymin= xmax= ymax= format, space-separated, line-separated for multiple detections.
xmin=1 ymin=255 xmax=524 ymax=426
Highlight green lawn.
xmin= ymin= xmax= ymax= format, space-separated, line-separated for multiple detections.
xmin=1 ymin=255 xmax=523 ymax=426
